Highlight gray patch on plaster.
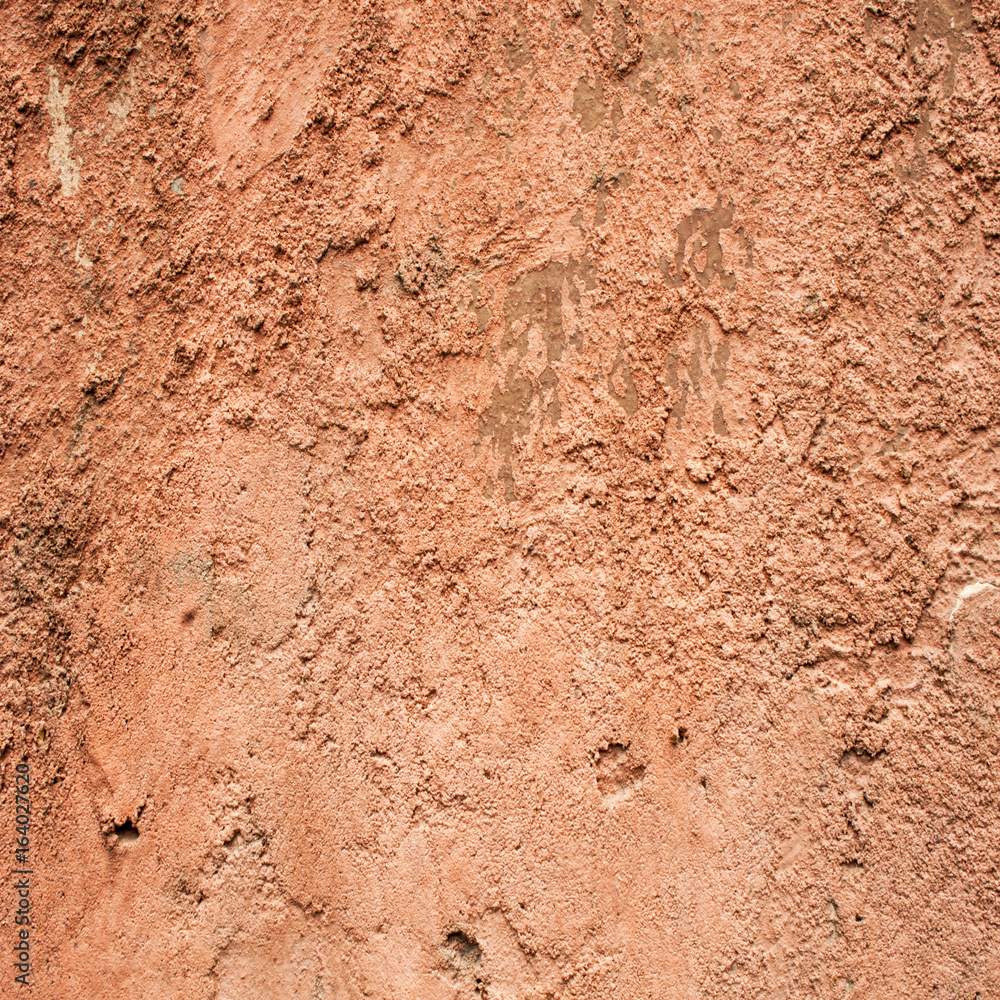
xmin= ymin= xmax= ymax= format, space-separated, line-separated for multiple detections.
xmin=45 ymin=68 xmax=81 ymax=196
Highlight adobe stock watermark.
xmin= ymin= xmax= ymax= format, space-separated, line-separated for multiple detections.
xmin=12 ymin=761 xmax=31 ymax=987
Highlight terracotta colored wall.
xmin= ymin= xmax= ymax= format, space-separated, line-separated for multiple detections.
xmin=2 ymin=1 xmax=999 ymax=996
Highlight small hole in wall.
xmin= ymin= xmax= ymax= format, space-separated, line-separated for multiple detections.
xmin=182 ymin=609 xmax=197 ymax=624
xmin=114 ymin=821 xmax=139 ymax=844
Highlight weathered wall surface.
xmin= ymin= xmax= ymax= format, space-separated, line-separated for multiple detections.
xmin=1 ymin=0 xmax=999 ymax=996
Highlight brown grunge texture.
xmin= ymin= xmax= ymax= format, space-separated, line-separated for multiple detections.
xmin=2 ymin=0 xmax=1000 ymax=996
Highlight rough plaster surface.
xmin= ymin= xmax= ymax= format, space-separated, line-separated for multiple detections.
xmin=1 ymin=0 xmax=999 ymax=997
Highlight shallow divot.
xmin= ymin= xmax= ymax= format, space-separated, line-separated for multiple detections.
xmin=442 ymin=929 xmax=482 ymax=975
xmin=593 ymin=743 xmax=646 ymax=805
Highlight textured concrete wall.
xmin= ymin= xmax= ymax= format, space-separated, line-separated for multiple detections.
xmin=1 ymin=1 xmax=999 ymax=996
